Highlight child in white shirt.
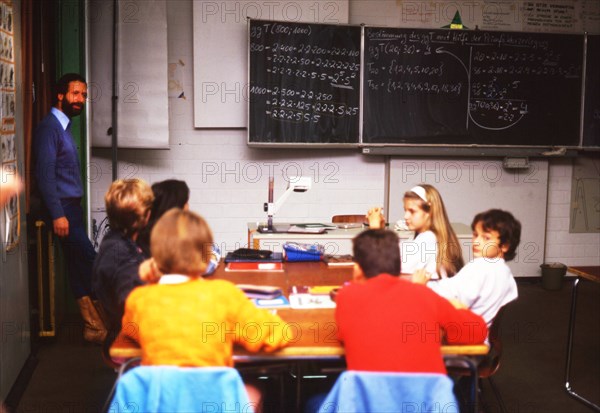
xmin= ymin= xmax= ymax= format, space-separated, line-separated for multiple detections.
xmin=414 ymin=209 xmax=521 ymax=327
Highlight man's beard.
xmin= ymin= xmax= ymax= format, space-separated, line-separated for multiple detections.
xmin=62 ymin=101 xmax=83 ymax=118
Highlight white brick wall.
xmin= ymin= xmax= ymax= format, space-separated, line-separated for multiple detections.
xmin=89 ymin=0 xmax=600 ymax=273
xmin=545 ymin=159 xmax=600 ymax=268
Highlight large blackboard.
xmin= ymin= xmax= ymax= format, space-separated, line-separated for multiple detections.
xmin=583 ymin=35 xmax=600 ymax=148
xmin=363 ymin=28 xmax=584 ymax=147
xmin=248 ymin=20 xmax=361 ymax=145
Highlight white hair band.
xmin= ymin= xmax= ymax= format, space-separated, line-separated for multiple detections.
xmin=410 ymin=186 xmax=428 ymax=203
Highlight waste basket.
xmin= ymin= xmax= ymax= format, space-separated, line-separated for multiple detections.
xmin=540 ymin=262 xmax=567 ymax=290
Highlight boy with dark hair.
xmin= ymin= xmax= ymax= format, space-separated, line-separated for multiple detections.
xmin=336 ymin=229 xmax=487 ymax=373
xmin=414 ymin=209 xmax=521 ymax=327
xmin=352 ymin=229 xmax=401 ymax=277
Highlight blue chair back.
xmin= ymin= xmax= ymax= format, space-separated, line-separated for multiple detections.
xmin=107 ymin=366 xmax=253 ymax=413
xmin=317 ymin=371 xmax=458 ymax=413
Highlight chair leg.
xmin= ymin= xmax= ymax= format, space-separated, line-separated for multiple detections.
xmin=101 ymin=357 xmax=141 ymax=413
xmin=486 ymin=376 xmax=507 ymax=413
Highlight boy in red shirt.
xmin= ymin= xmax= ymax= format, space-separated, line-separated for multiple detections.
xmin=336 ymin=229 xmax=488 ymax=373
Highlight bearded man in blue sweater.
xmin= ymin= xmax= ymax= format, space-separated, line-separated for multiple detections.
xmin=33 ymin=73 xmax=106 ymax=344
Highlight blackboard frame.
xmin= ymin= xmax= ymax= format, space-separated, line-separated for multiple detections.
xmin=248 ymin=20 xmax=596 ymax=154
xmin=582 ymin=34 xmax=600 ymax=148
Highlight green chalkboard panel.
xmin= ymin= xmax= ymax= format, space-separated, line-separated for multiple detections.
xmin=248 ymin=20 xmax=361 ymax=145
xmin=363 ymin=28 xmax=584 ymax=147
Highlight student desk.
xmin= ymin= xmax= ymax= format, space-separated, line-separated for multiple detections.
xmin=565 ymin=266 xmax=600 ymax=412
xmin=110 ymin=262 xmax=488 ymax=412
xmin=248 ymin=222 xmax=473 ymax=257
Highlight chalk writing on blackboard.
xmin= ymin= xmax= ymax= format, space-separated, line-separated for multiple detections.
xmin=363 ymin=28 xmax=583 ymax=146
xmin=249 ymin=20 xmax=361 ymax=144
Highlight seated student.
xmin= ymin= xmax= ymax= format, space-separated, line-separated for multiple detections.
xmin=413 ymin=209 xmax=521 ymax=327
xmin=136 ymin=178 xmax=221 ymax=275
xmin=92 ymin=179 xmax=154 ymax=345
xmin=121 ymin=209 xmax=289 ymax=410
xmin=136 ymin=179 xmax=189 ymax=257
xmin=336 ymin=229 xmax=487 ymax=374
xmin=367 ymin=184 xmax=463 ymax=279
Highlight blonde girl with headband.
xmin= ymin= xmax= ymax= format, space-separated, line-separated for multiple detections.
xmin=367 ymin=184 xmax=463 ymax=279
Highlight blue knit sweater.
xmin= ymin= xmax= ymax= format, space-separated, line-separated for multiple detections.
xmin=33 ymin=108 xmax=84 ymax=219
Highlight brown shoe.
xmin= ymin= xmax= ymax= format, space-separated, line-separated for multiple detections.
xmin=77 ymin=296 xmax=108 ymax=344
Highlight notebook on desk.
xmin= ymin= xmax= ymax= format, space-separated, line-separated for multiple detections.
xmin=224 ymin=251 xmax=284 ymax=263
xmin=257 ymin=223 xmax=337 ymax=234
xmin=288 ymin=285 xmax=338 ymax=309
xmin=287 ymin=223 xmax=337 ymax=234
xmin=257 ymin=224 xmax=291 ymax=233
xmin=226 ymin=262 xmax=284 ymax=272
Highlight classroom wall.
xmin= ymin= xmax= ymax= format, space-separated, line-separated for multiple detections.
xmin=546 ymin=158 xmax=600 ymax=267
xmin=89 ymin=0 xmax=600 ymax=275
xmin=89 ymin=2 xmax=384 ymax=254
xmin=0 ymin=0 xmax=31 ymax=400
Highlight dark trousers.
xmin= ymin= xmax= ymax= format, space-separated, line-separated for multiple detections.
xmin=53 ymin=199 xmax=97 ymax=299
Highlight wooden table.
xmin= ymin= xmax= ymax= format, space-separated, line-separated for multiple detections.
xmin=111 ymin=262 xmax=488 ymax=360
xmin=110 ymin=262 xmax=489 ymax=412
xmin=565 ymin=266 xmax=600 ymax=412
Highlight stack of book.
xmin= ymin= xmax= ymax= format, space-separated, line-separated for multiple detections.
xmin=224 ymin=249 xmax=284 ymax=272
xmin=323 ymin=254 xmax=354 ymax=267
xmin=236 ymin=284 xmax=290 ymax=308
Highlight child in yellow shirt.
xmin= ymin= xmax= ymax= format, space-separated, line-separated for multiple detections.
xmin=122 ymin=209 xmax=289 ymax=410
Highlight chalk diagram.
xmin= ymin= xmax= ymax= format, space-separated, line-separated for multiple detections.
xmin=435 ymin=46 xmax=528 ymax=132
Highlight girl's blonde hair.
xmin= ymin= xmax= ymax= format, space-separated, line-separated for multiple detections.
xmin=150 ymin=209 xmax=213 ymax=276
xmin=105 ymin=179 xmax=154 ymax=237
xmin=404 ymin=184 xmax=464 ymax=276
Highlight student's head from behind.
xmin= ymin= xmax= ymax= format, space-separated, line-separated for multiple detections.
xmin=403 ymin=184 xmax=449 ymax=234
xmin=150 ymin=209 xmax=213 ymax=277
xmin=105 ymin=179 xmax=154 ymax=238
xmin=150 ymin=179 xmax=190 ymax=221
xmin=53 ymin=73 xmax=87 ymax=118
xmin=471 ymin=209 xmax=521 ymax=262
xmin=352 ymin=229 xmax=401 ymax=281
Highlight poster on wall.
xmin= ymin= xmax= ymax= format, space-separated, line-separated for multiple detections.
xmin=358 ymin=0 xmax=600 ymax=34
xmin=0 ymin=0 xmax=19 ymax=251
xmin=570 ymin=157 xmax=600 ymax=233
